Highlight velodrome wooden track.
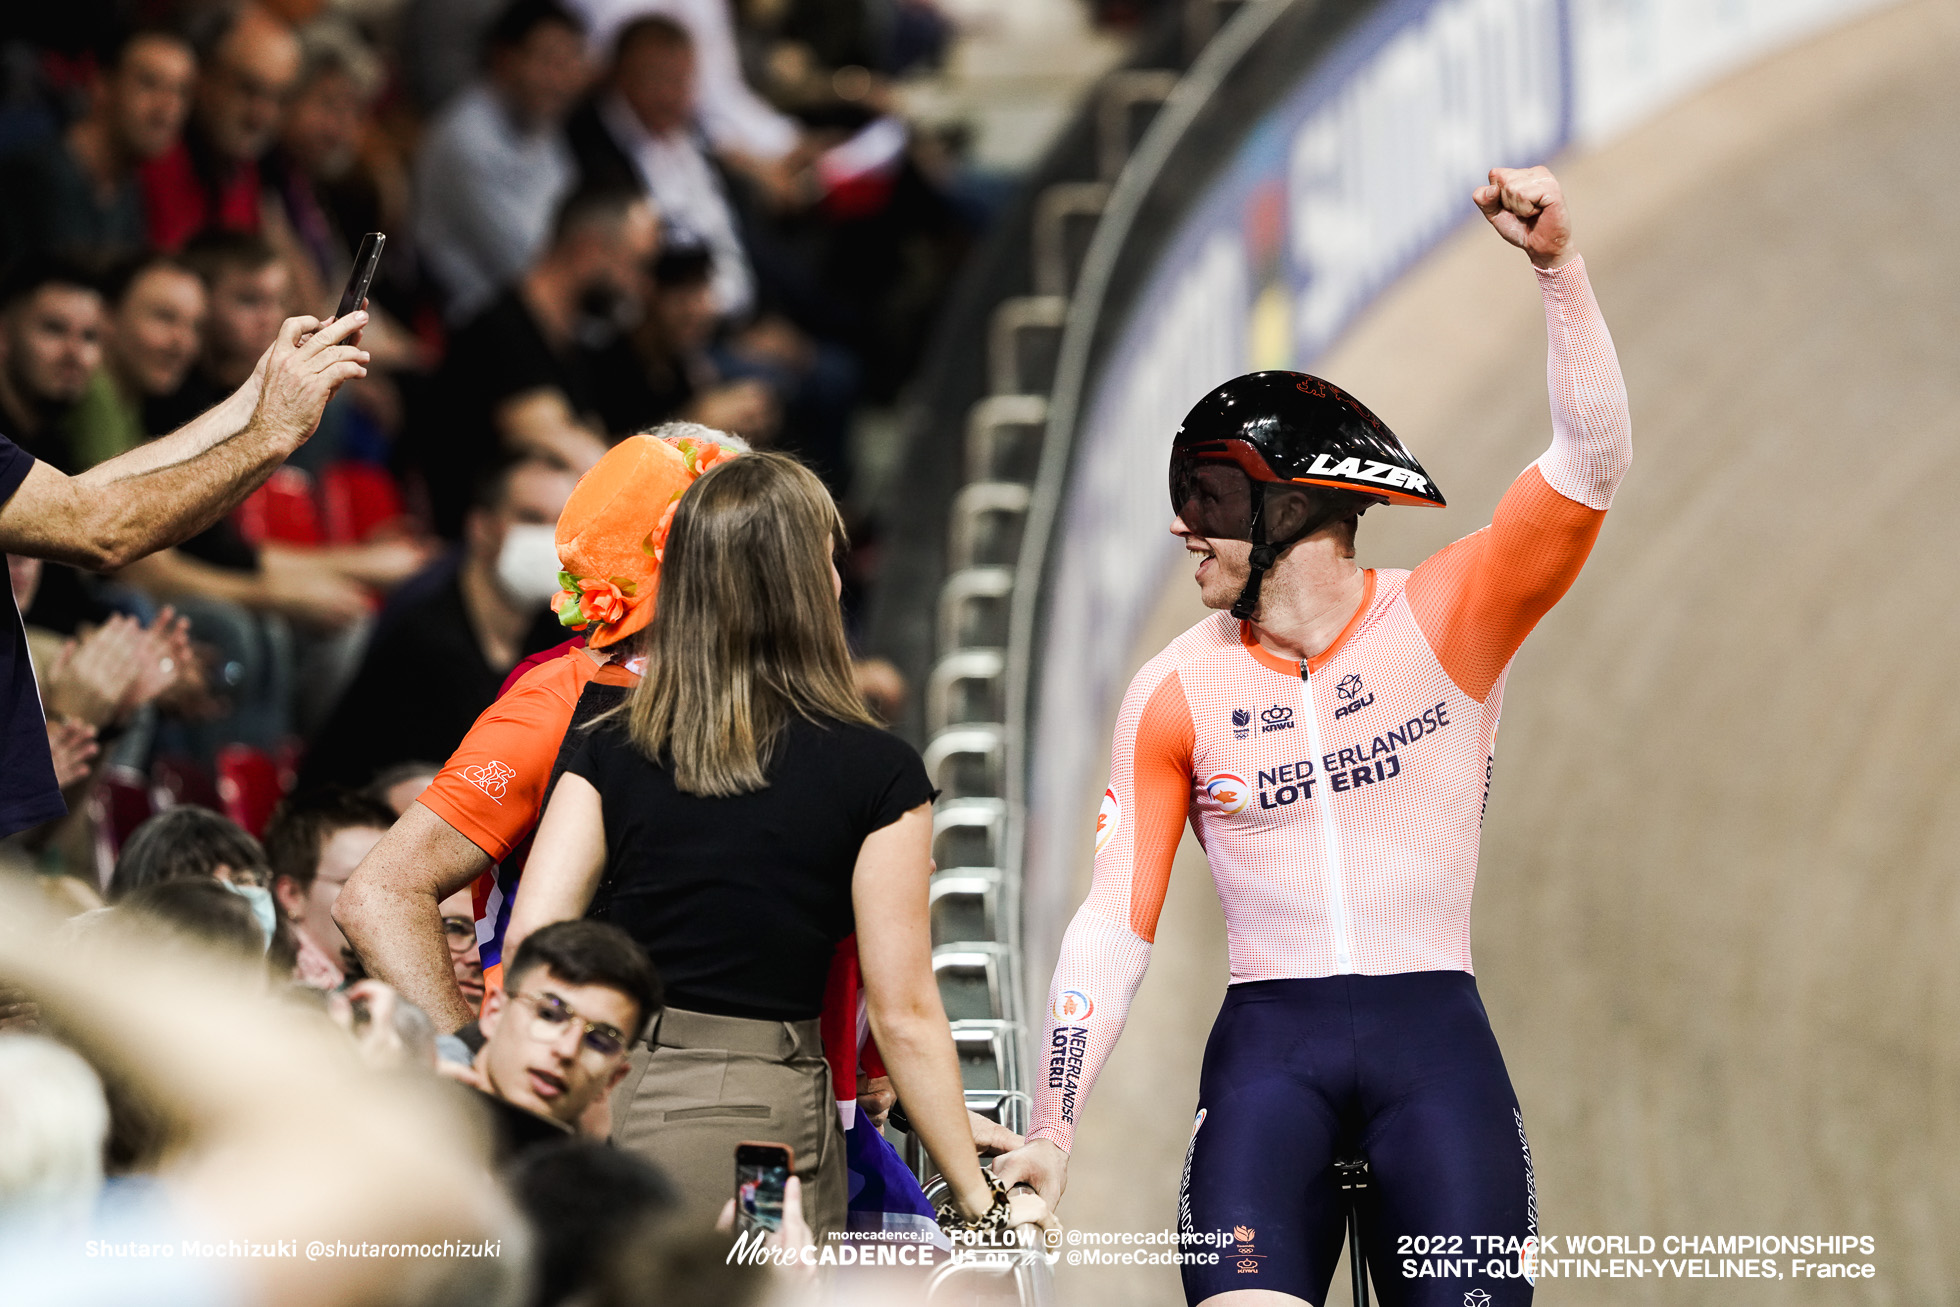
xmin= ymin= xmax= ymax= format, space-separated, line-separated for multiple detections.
xmin=1047 ymin=3 xmax=1960 ymax=1302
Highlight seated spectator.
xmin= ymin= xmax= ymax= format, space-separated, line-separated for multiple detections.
xmin=0 ymin=28 xmax=196 ymax=268
xmin=160 ymin=230 xmax=297 ymax=422
xmin=0 ymin=259 xmax=127 ymax=640
xmin=569 ymin=17 xmax=856 ymax=487
xmin=264 ymin=17 xmax=429 ymax=385
xmin=456 ymin=919 xmax=660 ymax=1152
xmin=569 ymin=16 xmax=751 ymax=322
xmin=120 ymin=232 xmax=431 ymax=745
xmin=567 ymin=0 xmax=802 ymax=167
xmin=118 ymin=876 xmax=274 ymax=973
xmin=0 ymin=256 xmax=105 ymax=475
xmin=266 ymin=787 xmax=397 ymax=988
xmin=299 ymin=456 xmax=575 ymax=789
xmin=262 ymin=19 xmax=387 ymax=311
xmin=418 ymin=185 xmax=659 ymax=535
xmin=64 ymin=254 xmax=207 ymax=471
xmin=439 ymin=885 xmax=487 ymax=1013
xmin=106 ymin=805 xmax=271 ymax=901
xmin=632 ymin=239 xmax=776 ymax=441
xmin=139 ymin=5 xmax=304 ymax=251
xmin=414 ymin=0 xmax=593 ymax=322
xmin=10 ymin=552 xmax=198 ymax=822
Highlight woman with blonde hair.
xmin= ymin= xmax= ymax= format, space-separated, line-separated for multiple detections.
xmin=507 ymin=452 xmax=1028 ymax=1238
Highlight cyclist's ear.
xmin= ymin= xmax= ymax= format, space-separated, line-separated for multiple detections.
xmin=1264 ymin=485 xmax=1318 ymax=541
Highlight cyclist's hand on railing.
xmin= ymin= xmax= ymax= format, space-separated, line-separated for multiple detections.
xmin=971 ymin=1110 xmax=1022 ymax=1156
xmin=857 ymin=1072 xmax=897 ymax=1128
xmin=1006 ymin=1187 xmax=1060 ymax=1246
xmin=990 ymin=1137 xmax=1068 ymax=1210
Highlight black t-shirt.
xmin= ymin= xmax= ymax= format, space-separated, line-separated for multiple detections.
xmin=422 ymin=290 xmax=656 ymax=538
xmin=0 ymin=435 xmax=66 ymax=837
xmin=566 ymin=715 xmax=936 ymax=1021
xmin=297 ymin=555 xmax=565 ymax=789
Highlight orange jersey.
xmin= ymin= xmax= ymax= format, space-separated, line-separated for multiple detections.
xmin=1032 ymin=260 xmax=1631 ymax=1152
xmin=421 ymin=648 xmax=631 ymax=862
xmin=421 ymin=647 xmax=633 ymax=984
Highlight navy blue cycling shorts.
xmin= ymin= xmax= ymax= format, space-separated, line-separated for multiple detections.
xmin=1176 ymin=971 xmax=1538 ymax=1306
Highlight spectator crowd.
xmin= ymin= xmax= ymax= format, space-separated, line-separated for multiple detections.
xmin=0 ymin=0 xmax=1073 ymax=1301
xmin=2 ymin=0 xmax=968 ymax=883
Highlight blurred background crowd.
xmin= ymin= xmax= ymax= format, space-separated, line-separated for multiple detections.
xmin=0 ymin=0 xmax=1160 ymax=1300
xmin=0 ymin=0 xmax=1150 ymax=885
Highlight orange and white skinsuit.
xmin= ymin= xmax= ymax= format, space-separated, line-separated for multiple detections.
xmin=1031 ymin=259 xmax=1632 ymax=1154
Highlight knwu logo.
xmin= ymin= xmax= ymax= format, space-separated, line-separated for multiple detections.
xmin=1333 ymin=673 xmax=1374 ymax=720
xmin=1260 ymin=705 xmax=1294 ymax=733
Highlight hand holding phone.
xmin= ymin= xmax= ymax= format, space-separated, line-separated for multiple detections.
xmin=333 ymin=232 xmax=386 ymax=344
xmin=734 ymin=1141 xmax=794 ymax=1233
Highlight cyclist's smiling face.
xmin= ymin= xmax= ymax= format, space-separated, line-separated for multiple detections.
xmin=1172 ymin=514 xmax=1254 ymax=610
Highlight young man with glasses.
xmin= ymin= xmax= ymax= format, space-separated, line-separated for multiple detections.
xmin=466 ymin=919 xmax=661 ymax=1139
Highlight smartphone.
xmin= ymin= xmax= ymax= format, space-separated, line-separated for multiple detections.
xmin=335 ymin=232 xmax=386 ymax=320
xmin=734 ymin=1142 xmax=794 ymax=1234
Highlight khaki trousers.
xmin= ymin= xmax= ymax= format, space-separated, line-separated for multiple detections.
xmin=608 ymin=1006 xmax=846 ymax=1236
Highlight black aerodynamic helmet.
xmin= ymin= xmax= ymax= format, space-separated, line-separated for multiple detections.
xmin=1170 ymin=371 xmax=1444 ymax=619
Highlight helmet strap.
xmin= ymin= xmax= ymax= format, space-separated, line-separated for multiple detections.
xmin=1228 ymin=482 xmax=1354 ymax=623
xmin=1230 ymin=483 xmax=1274 ymax=621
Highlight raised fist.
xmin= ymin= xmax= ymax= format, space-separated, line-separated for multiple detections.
xmin=1473 ymin=166 xmax=1575 ymax=270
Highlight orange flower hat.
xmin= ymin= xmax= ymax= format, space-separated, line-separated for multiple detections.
xmin=551 ymin=432 xmax=738 ymax=647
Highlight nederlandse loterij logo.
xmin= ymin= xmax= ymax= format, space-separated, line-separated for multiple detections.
xmin=1053 ymin=989 xmax=1094 ymax=1022
xmin=1260 ymin=705 xmax=1294 ymax=732
xmin=1204 ymin=773 xmax=1251 ymax=815
xmin=462 ymin=761 xmax=515 ymax=803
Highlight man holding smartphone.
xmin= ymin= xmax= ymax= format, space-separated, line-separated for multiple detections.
xmin=0 ymin=308 xmax=367 ymax=837
xmin=994 ymin=167 xmax=1632 ymax=1307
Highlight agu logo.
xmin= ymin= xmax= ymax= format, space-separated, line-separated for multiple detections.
xmin=1053 ymin=989 xmax=1094 ymax=1022
xmin=1204 ymin=773 xmax=1251 ymax=815
xmin=1095 ymin=788 xmax=1121 ymax=853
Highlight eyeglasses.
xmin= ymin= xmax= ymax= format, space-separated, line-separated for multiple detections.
xmin=509 ymin=990 xmax=629 ymax=1059
xmin=442 ymin=916 xmax=475 ymax=950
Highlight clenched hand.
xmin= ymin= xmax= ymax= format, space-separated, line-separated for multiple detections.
xmin=1474 ymin=166 xmax=1576 ymax=270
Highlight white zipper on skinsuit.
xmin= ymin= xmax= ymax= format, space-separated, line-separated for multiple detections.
xmin=1298 ymin=661 xmax=1354 ymax=974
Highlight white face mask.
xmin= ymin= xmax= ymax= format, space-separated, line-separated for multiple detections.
xmin=221 ymin=882 xmax=278 ymax=954
xmin=494 ymin=523 xmax=564 ymax=608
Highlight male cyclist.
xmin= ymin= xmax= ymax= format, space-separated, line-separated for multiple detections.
xmin=993 ymin=167 xmax=1631 ymax=1306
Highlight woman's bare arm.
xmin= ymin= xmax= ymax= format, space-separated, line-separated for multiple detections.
xmin=852 ymin=804 xmax=993 ymax=1218
xmin=501 ymin=772 xmax=608 ymax=964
